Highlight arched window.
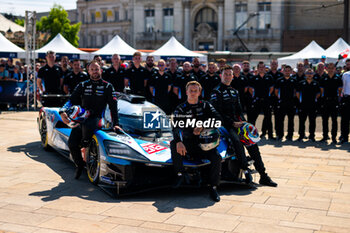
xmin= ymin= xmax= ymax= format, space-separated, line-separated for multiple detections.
xmin=260 ymin=47 xmax=269 ymax=52
xmin=195 ymin=7 xmax=217 ymax=30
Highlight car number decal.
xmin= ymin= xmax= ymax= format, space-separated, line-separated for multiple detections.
xmin=140 ymin=143 xmax=167 ymax=154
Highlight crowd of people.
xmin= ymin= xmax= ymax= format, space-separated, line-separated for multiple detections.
xmin=1 ymin=51 xmax=349 ymax=144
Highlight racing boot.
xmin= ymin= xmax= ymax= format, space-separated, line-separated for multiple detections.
xmin=209 ymin=186 xmax=220 ymax=202
xmin=74 ymin=166 xmax=83 ymax=179
xmin=259 ymin=173 xmax=277 ymax=187
xmin=244 ymin=169 xmax=253 ymax=184
xmin=172 ymin=172 xmax=185 ymax=189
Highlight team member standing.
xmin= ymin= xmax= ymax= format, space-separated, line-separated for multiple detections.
xmin=296 ymin=68 xmax=320 ymax=142
xmin=59 ymin=61 xmax=121 ymax=179
xmin=63 ymin=59 xmax=89 ymax=94
xmin=267 ymin=60 xmax=283 ymax=82
xmin=340 ymin=71 xmax=350 ymax=144
xmin=293 ymin=62 xmax=306 ymax=82
xmin=124 ymin=52 xmax=149 ymax=96
xmin=231 ymin=64 xmax=248 ymax=112
xmin=171 ymin=81 xmax=222 ymax=202
xmin=210 ymin=66 xmax=276 ymax=187
xmin=149 ymin=59 xmax=172 ymax=114
xmin=274 ymin=65 xmax=298 ymax=140
xmin=166 ymin=58 xmax=182 ymax=112
xmin=319 ymin=63 xmax=343 ymax=143
xmin=190 ymin=57 xmax=205 ymax=80
xmin=199 ymin=62 xmax=221 ymax=100
xmin=173 ymin=62 xmax=197 ymax=104
xmin=247 ymin=61 xmax=275 ymax=139
xmin=103 ymin=54 xmax=126 ymax=92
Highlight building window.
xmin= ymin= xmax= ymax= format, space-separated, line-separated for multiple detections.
xmin=91 ymin=12 xmax=95 ymax=23
xmin=145 ymin=9 xmax=155 ymax=32
xmin=102 ymin=11 xmax=107 ymax=22
xmin=235 ymin=2 xmax=247 ymax=29
xmin=125 ymin=10 xmax=128 ymax=20
xmin=90 ymin=35 xmax=95 ymax=47
xmin=115 ymin=9 xmax=119 ymax=21
xmin=102 ymin=34 xmax=108 ymax=45
xmin=163 ymin=8 xmax=173 ymax=32
xmin=195 ymin=7 xmax=217 ymax=30
xmin=82 ymin=13 xmax=85 ymax=24
xmin=258 ymin=2 xmax=271 ymax=29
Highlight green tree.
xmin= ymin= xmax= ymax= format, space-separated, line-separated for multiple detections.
xmin=14 ymin=18 xmax=25 ymax=27
xmin=37 ymin=4 xmax=81 ymax=47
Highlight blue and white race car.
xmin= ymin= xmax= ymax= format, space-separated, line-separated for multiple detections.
xmin=37 ymin=94 xmax=253 ymax=195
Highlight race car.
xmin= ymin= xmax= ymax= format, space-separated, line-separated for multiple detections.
xmin=37 ymin=93 xmax=254 ymax=196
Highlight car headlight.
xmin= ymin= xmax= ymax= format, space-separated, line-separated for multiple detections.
xmin=104 ymin=140 xmax=149 ymax=162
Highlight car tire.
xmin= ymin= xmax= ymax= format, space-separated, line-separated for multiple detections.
xmin=86 ymin=135 xmax=100 ymax=185
xmin=38 ymin=112 xmax=51 ymax=151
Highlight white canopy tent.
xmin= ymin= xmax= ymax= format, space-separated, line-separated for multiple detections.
xmin=35 ymin=33 xmax=90 ymax=60
xmin=277 ymin=41 xmax=326 ymax=67
xmin=92 ymin=35 xmax=140 ymax=60
xmin=324 ymin=38 xmax=350 ymax=64
xmin=150 ymin=36 xmax=207 ymax=62
xmin=0 ymin=33 xmax=25 ymax=58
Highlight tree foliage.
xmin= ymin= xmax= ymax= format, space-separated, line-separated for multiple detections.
xmin=14 ymin=18 xmax=25 ymax=27
xmin=37 ymin=4 xmax=81 ymax=47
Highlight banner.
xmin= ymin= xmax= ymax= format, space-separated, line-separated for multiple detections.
xmin=0 ymin=81 xmax=31 ymax=104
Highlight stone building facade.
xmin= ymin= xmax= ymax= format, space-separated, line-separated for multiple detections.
xmin=77 ymin=0 xmax=283 ymax=52
xmin=76 ymin=0 xmax=349 ymax=52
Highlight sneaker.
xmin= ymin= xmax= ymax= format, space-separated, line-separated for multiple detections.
xmin=331 ymin=138 xmax=337 ymax=144
xmin=268 ymin=135 xmax=276 ymax=140
xmin=339 ymin=139 xmax=348 ymax=144
xmin=309 ymin=137 xmax=315 ymax=142
xmin=74 ymin=166 xmax=83 ymax=179
xmin=172 ymin=173 xmax=184 ymax=189
xmin=276 ymin=136 xmax=283 ymax=141
xmin=209 ymin=186 xmax=220 ymax=202
xmin=244 ymin=169 xmax=253 ymax=184
xmin=259 ymin=174 xmax=278 ymax=187
xmin=286 ymin=135 xmax=293 ymax=141
xmin=297 ymin=136 xmax=303 ymax=142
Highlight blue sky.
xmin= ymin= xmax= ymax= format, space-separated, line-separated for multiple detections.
xmin=0 ymin=0 xmax=76 ymax=16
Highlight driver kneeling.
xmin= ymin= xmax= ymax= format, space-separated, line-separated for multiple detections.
xmin=171 ymin=81 xmax=223 ymax=202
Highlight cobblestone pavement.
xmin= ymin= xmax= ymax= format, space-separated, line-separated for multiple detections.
xmin=0 ymin=111 xmax=349 ymax=233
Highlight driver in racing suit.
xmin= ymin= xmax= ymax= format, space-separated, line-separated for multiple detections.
xmin=171 ymin=81 xmax=223 ymax=202
xmin=59 ymin=61 xmax=122 ymax=179
xmin=210 ymin=65 xmax=277 ymax=187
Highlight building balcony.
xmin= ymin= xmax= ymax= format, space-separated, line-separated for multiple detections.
xmin=225 ymin=28 xmax=281 ymax=40
xmin=137 ymin=31 xmax=178 ymax=41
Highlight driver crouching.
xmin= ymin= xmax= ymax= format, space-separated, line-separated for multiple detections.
xmin=170 ymin=81 xmax=223 ymax=202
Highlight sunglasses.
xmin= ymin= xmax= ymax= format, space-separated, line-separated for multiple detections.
xmin=305 ymin=72 xmax=314 ymax=75
xmin=158 ymin=64 xmax=165 ymax=66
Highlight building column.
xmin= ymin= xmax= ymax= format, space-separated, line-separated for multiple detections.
xmin=183 ymin=0 xmax=191 ymax=49
xmin=217 ymin=0 xmax=224 ymax=50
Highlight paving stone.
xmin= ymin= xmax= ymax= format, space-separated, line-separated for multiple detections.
xmin=295 ymin=213 xmax=350 ymax=228
xmin=67 ymin=212 xmax=108 ymax=221
xmin=180 ymin=226 xmax=224 ymax=233
xmin=266 ymin=197 xmax=330 ymax=210
xmin=0 ymin=223 xmax=38 ymax=233
xmin=227 ymin=205 xmax=297 ymax=221
xmin=102 ymin=217 xmax=143 ymax=226
xmin=140 ymin=222 xmax=183 ymax=232
xmin=33 ymin=229 xmax=71 ymax=233
xmin=43 ymin=199 xmax=113 ymax=214
xmin=38 ymin=216 xmax=116 ymax=233
xmin=0 ymin=209 xmax=53 ymax=227
xmin=165 ymin=213 xmax=239 ymax=231
xmin=279 ymin=221 xmax=321 ymax=231
xmin=109 ymin=225 xmax=173 ymax=233
xmin=233 ymin=222 xmax=313 ymax=233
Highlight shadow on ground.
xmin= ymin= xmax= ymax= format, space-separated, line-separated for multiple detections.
xmin=7 ymin=141 xmax=256 ymax=212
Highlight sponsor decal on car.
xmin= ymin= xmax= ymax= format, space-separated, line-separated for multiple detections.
xmin=140 ymin=142 xmax=167 ymax=154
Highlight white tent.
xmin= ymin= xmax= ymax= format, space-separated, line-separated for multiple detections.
xmin=0 ymin=13 xmax=25 ymax=33
xmin=92 ymin=35 xmax=139 ymax=60
xmin=277 ymin=41 xmax=326 ymax=67
xmin=0 ymin=33 xmax=25 ymax=58
xmin=35 ymin=33 xmax=90 ymax=60
xmin=150 ymin=36 xmax=207 ymax=62
xmin=324 ymin=38 xmax=350 ymax=64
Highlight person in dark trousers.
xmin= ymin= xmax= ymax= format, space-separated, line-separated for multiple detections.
xmin=173 ymin=61 xmax=197 ymax=104
xmin=144 ymin=55 xmax=158 ymax=101
xmin=293 ymin=62 xmax=306 ymax=82
xmin=37 ymin=51 xmax=64 ymax=106
xmin=199 ymin=62 xmax=221 ymax=100
xmin=124 ymin=52 xmax=149 ymax=96
xmin=149 ymin=59 xmax=172 ymax=114
xmin=274 ymin=65 xmax=298 ymax=141
xmin=103 ymin=54 xmax=126 ymax=92
xmin=319 ymin=63 xmax=343 ymax=143
xmin=210 ymin=65 xmax=277 ymax=187
xmin=171 ymin=81 xmax=222 ymax=202
xmin=166 ymin=58 xmax=182 ymax=113
xmin=59 ymin=61 xmax=121 ymax=179
xmin=296 ymin=68 xmax=320 ymax=142
xmin=267 ymin=60 xmax=283 ymax=82
xmin=247 ymin=61 xmax=275 ymax=139
xmin=63 ymin=59 xmax=89 ymax=94
xmin=340 ymin=71 xmax=350 ymax=144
